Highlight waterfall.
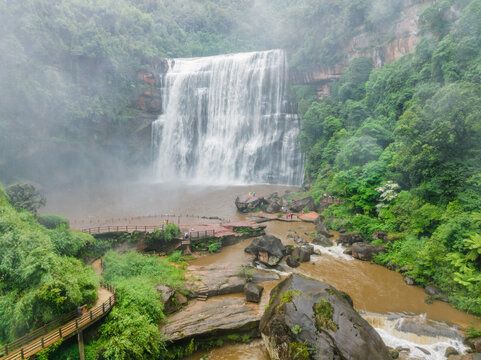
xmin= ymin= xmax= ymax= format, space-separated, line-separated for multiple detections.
xmin=151 ymin=50 xmax=304 ymax=185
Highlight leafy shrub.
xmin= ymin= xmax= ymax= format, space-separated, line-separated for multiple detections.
xmin=167 ymin=250 xmax=183 ymax=263
xmin=49 ymin=228 xmax=97 ymax=258
xmin=95 ymin=251 xmax=185 ymax=359
xmin=6 ymin=183 xmax=46 ymax=214
xmin=144 ymin=224 xmax=181 ymax=249
xmin=37 ymin=214 xmax=70 ymax=229
xmin=208 ymin=239 xmax=222 ymax=253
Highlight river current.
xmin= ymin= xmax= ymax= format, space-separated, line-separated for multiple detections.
xmin=44 ymin=182 xmax=481 ymax=360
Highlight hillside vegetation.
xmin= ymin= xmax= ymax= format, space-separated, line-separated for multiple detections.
xmin=299 ymin=0 xmax=481 ymax=314
xmin=0 ymin=184 xmax=98 ymax=344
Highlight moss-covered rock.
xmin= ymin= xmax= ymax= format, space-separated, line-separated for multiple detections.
xmin=260 ymin=274 xmax=391 ymax=360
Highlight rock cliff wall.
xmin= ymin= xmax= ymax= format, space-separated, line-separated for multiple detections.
xmin=291 ymin=0 xmax=432 ymax=99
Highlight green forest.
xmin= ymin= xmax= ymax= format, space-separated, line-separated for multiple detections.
xmin=0 ymin=0 xmax=409 ymax=184
xmin=299 ymin=0 xmax=481 ymax=315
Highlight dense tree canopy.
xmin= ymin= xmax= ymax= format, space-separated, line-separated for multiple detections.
xmin=0 ymin=184 xmax=98 ymax=344
xmin=298 ymin=0 xmax=481 ymax=315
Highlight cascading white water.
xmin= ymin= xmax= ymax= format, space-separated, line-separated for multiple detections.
xmin=151 ymin=50 xmax=304 ymax=185
xmin=363 ymin=313 xmax=469 ymax=359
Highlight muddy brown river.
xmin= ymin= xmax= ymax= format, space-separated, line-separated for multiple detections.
xmin=44 ymin=182 xmax=481 ymax=360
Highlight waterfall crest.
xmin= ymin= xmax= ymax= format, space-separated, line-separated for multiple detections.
xmin=151 ymin=49 xmax=304 ymax=185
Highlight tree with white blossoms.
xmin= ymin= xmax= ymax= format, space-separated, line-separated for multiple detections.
xmin=376 ymin=181 xmax=400 ymax=212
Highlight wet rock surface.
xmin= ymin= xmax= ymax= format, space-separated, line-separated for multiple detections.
xmin=448 ymin=355 xmax=481 ymax=360
xmin=445 ymin=347 xmax=459 ymax=357
xmin=351 ymin=242 xmax=386 ymax=261
xmin=372 ymin=231 xmax=391 ymax=243
xmin=339 ymin=231 xmax=364 ymax=245
xmin=265 ymin=192 xmax=282 ymax=213
xmin=245 ymin=235 xmax=286 ymax=266
xmin=286 ymin=255 xmax=300 ymax=268
xmin=245 ymin=282 xmax=264 ymax=303
xmin=315 ymin=221 xmax=332 ymax=238
xmin=288 ymin=196 xmax=315 ymax=212
xmin=425 ymin=285 xmax=449 ymax=302
xmin=162 ymin=296 xmax=261 ymax=342
xmin=292 ymin=246 xmax=311 ymax=263
xmin=235 ymin=194 xmax=266 ymax=213
xmin=311 ymin=234 xmax=333 ymax=247
xmin=312 ymin=233 xmax=333 ymax=247
xmin=260 ymin=274 xmax=391 ymax=360
xmin=185 ymin=265 xmax=278 ymax=298
xmin=465 ymin=337 xmax=481 ymax=353
xmin=155 ymin=284 xmax=187 ymax=314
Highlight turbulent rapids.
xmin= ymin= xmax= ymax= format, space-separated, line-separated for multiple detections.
xmin=151 ymin=50 xmax=304 ymax=185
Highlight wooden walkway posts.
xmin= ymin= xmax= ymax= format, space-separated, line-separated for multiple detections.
xmin=0 ymin=283 xmax=116 ymax=360
xmin=78 ymin=330 xmax=85 ymax=360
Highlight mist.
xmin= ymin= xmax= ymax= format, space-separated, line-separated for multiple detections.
xmin=0 ymin=0 xmax=409 ymax=190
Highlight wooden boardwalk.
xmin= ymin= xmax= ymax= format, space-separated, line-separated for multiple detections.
xmin=80 ymin=225 xmax=215 ymax=239
xmin=0 ymin=283 xmax=115 ymax=360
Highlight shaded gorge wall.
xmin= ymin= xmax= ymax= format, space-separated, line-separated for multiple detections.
xmin=151 ymin=50 xmax=304 ymax=185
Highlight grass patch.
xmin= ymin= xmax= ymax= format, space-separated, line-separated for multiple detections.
xmin=313 ymin=299 xmax=338 ymax=332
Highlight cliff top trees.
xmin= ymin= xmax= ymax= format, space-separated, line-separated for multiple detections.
xmin=6 ymin=183 xmax=46 ymax=214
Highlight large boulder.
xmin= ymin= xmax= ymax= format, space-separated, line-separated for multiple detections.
xmin=424 ymin=285 xmax=449 ymax=302
xmin=312 ymin=234 xmax=333 ymax=247
xmin=339 ymin=231 xmax=364 ymax=245
xmin=372 ymin=231 xmax=391 ymax=243
xmin=292 ymin=236 xmax=307 ymax=246
xmin=235 ymin=194 xmax=266 ymax=213
xmin=266 ymin=202 xmax=281 ymax=213
xmin=244 ymin=282 xmax=264 ymax=303
xmin=315 ymin=221 xmax=332 ymax=238
xmin=288 ymin=197 xmax=315 ymax=212
xmin=352 ymin=243 xmax=386 ymax=261
xmin=265 ymin=192 xmax=283 ymax=213
xmin=292 ymin=246 xmax=311 ymax=263
xmin=286 ymin=255 xmax=300 ymax=268
xmin=245 ymin=235 xmax=286 ymax=266
xmin=465 ymin=336 xmax=481 ymax=353
xmin=155 ymin=284 xmax=186 ymax=314
xmin=260 ymin=275 xmax=391 ymax=360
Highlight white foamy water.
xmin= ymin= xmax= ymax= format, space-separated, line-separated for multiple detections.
xmin=364 ymin=313 xmax=469 ymax=359
xmin=151 ymin=50 xmax=304 ymax=185
xmin=311 ymin=242 xmax=354 ymax=260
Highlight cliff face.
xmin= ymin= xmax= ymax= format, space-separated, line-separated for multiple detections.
xmin=124 ymin=57 xmax=170 ymax=165
xmin=291 ymin=1 xmax=432 ymax=99
xmin=347 ymin=1 xmax=430 ymax=67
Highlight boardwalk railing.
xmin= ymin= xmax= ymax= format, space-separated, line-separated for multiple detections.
xmin=320 ymin=197 xmax=343 ymax=204
xmin=189 ymin=230 xmax=215 ymax=239
xmin=81 ymin=226 xmax=215 ymax=240
xmin=0 ymin=283 xmax=116 ymax=360
xmin=82 ymin=225 xmax=161 ymax=234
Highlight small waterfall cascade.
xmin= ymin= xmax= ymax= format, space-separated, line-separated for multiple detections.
xmin=151 ymin=50 xmax=304 ymax=185
xmin=363 ymin=313 xmax=469 ymax=359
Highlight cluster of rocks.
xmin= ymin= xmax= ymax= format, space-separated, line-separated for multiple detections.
xmin=235 ymin=191 xmax=319 ymax=214
xmin=338 ymin=231 xmax=387 ymax=261
xmin=244 ymin=234 xmax=316 ymax=269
